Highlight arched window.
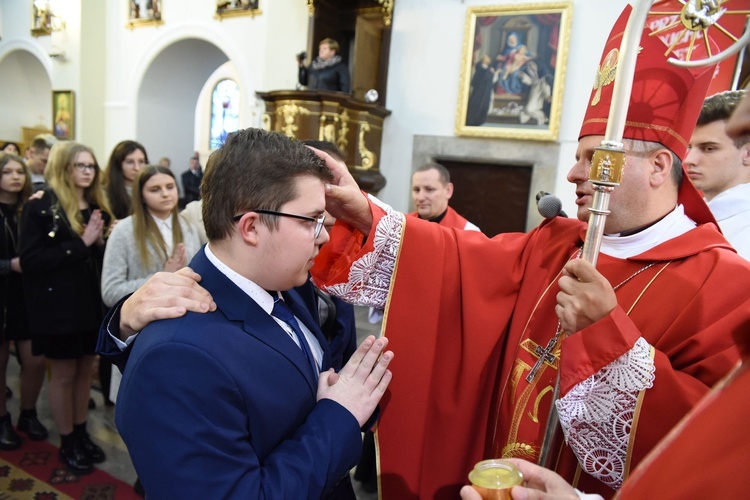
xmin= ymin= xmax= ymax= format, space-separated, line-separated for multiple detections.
xmin=209 ymin=79 xmax=240 ymax=150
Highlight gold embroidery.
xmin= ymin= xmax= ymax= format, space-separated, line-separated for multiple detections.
xmin=591 ymin=48 xmax=618 ymax=106
xmin=501 ymin=442 xmax=536 ymax=460
xmin=529 ymin=386 xmax=554 ymax=423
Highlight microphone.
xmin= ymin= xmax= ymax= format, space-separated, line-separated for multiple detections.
xmin=536 ymin=191 xmax=567 ymax=219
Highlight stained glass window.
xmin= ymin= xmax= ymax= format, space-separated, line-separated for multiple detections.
xmin=209 ymin=79 xmax=240 ymax=150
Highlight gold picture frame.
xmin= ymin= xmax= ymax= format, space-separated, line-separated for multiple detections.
xmin=126 ymin=0 xmax=164 ymax=29
xmin=215 ymin=0 xmax=261 ymax=20
xmin=52 ymin=90 xmax=74 ymax=140
xmin=455 ymin=2 xmax=572 ymax=141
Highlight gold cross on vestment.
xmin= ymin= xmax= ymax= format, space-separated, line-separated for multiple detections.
xmin=526 ymin=336 xmax=560 ymax=383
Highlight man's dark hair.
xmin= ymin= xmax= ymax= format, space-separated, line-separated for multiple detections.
xmin=415 ymin=162 xmax=451 ymax=185
xmin=30 ymin=137 xmax=50 ymax=153
xmin=202 ymin=128 xmax=333 ymax=241
xmin=698 ymin=90 xmax=749 ymax=148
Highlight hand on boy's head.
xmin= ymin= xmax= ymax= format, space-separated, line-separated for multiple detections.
xmin=119 ymin=267 xmax=216 ymax=337
xmin=306 ymin=146 xmax=374 ymax=235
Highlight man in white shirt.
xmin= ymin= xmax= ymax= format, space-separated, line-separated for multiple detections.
xmin=685 ymin=90 xmax=750 ymax=259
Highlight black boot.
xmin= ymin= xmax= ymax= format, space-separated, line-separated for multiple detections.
xmin=74 ymin=422 xmax=105 ymax=464
xmin=17 ymin=408 xmax=48 ymax=441
xmin=59 ymin=432 xmax=93 ymax=475
xmin=0 ymin=413 xmax=21 ymax=450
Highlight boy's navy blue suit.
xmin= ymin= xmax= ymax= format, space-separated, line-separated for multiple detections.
xmin=114 ymin=248 xmax=362 ymax=499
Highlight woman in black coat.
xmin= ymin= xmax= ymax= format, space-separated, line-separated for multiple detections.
xmin=19 ymin=142 xmax=112 ymax=474
xmin=298 ymin=38 xmax=351 ymax=93
xmin=0 ymin=152 xmax=48 ymax=450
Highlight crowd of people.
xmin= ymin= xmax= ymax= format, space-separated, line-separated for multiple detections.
xmin=0 ymin=136 xmax=208 ymax=479
xmin=1 ymin=7 xmax=749 ymax=500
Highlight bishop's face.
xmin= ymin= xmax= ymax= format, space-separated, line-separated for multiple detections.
xmin=568 ymin=135 xmax=656 ymax=235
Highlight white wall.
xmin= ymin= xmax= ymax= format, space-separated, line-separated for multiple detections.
xmin=102 ymin=0 xmax=309 ymax=161
xmin=379 ymin=0 xmax=631 ymax=217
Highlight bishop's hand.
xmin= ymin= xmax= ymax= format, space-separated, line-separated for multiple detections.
xmin=555 ymin=259 xmax=616 ymax=333
xmin=307 ymin=147 xmax=373 ymax=236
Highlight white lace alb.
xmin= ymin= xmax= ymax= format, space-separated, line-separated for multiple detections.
xmin=556 ymin=337 xmax=655 ymax=489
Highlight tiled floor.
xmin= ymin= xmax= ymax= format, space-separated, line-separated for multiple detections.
xmin=4 ymin=306 xmax=381 ymax=499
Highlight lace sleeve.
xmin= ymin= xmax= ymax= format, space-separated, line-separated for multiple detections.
xmin=556 ymin=337 xmax=655 ymax=489
xmin=324 ymin=198 xmax=404 ymax=309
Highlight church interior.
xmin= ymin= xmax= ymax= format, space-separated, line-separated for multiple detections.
xmin=0 ymin=0 xmax=748 ymax=497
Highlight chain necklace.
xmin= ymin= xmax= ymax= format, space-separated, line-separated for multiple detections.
xmin=526 ymin=253 xmax=658 ymax=383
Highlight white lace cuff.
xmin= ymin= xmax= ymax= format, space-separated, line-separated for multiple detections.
xmin=324 ymin=196 xmax=404 ymax=308
xmin=556 ymin=337 xmax=655 ymax=489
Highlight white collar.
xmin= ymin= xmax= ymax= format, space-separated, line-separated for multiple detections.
xmin=600 ymin=205 xmax=696 ymax=259
xmin=150 ymin=212 xmax=173 ymax=229
xmin=203 ymin=244 xmax=274 ymax=314
xmin=707 ymin=182 xmax=750 ymax=220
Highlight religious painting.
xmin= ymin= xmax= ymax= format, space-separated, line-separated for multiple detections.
xmin=127 ymin=0 xmax=163 ymax=29
xmin=455 ymin=3 xmax=572 ymax=141
xmin=52 ymin=90 xmax=74 ymax=140
xmin=31 ymin=0 xmax=63 ymax=36
xmin=215 ymin=0 xmax=261 ymax=20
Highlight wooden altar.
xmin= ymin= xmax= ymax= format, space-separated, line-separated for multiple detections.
xmin=257 ymin=90 xmax=390 ymax=194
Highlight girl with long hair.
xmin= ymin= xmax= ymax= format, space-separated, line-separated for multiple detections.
xmin=0 ymin=153 xmax=48 ymax=450
xmin=99 ymin=140 xmax=147 ymax=406
xmin=101 ymin=165 xmax=200 ymax=308
xmin=19 ymin=142 xmax=112 ymax=474
xmin=103 ymin=140 xmax=148 ymax=220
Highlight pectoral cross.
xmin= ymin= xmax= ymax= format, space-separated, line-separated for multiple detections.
xmin=526 ymin=337 xmax=558 ymax=383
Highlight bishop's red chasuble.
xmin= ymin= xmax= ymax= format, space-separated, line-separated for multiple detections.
xmin=616 ymin=327 xmax=750 ymax=498
xmin=312 ymin=198 xmax=748 ymax=499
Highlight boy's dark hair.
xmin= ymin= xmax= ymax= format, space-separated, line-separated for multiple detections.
xmin=202 ymin=128 xmax=333 ymax=241
xmin=301 ymin=140 xmax=345 ymax=163
xmin=698 ymin=90 xmax=749 ymax=148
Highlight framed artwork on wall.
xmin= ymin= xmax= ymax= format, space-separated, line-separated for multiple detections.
xmin=216 ymin=0 xmax=261 ymax=20
xmin=31 ymin=0 xmax=64 ymax=36
xmin=455 ymin=2 xmax=573 ymax=141
xmin=52 ymin=90 xmax=74 ymax=140
xmin=127 ymin=0 xmax=163 ymax=29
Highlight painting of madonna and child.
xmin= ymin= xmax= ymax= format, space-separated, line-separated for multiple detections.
xmin=456 ymin=3 xmax=572 ymax=141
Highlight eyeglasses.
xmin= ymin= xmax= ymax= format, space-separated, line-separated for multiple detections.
xmin=73 ymin=163 xmax=97 ymax=172
xmin=233 ymin=209 xmax=326 ymax=238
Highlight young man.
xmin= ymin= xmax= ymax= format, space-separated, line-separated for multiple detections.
xmin=180 ymin=152 xmax=202 ymax=205
xmin=25 ymin=135 xmax=55 ymax=191
xmin=410 ymin=162 xmax=481 ymax=232
xmin=310 ymin=7 xmax=750 ymax=498
xmin=114 ymin=128 xmax=393 ymax=498
xmin=685 ymin=90 xmax=750 ymax=259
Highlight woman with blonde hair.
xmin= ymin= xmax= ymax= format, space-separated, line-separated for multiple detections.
xmin=0 ymin=153 xmax=48 ymax=450
xmin=102 ymin=165 xmax=200 ymax=308
xmin=19 ymin=142 xmax=112 ymax=474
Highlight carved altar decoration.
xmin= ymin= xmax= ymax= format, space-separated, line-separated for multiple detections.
xmin=257 ymin=90 xmax=391 ymax=194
